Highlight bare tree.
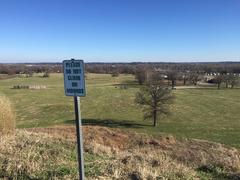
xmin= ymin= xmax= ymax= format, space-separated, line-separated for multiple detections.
xmin=135 ymin=68 xmax=146 ymax=85
xmin=215 ymin=74 xmax=224 ymax=89
xmin=189 ymin=72 xmax=201 ymax=86
xmin=25 ymin=70 xmax=33 ymax=78
xmin=135 ymin=83 xmax=174 ymax=127
xmin=43 ymin=71 xmax=50 ymax=78
xmin=147 ymin=71 xmax=163 ymax=83
xmin=166 ymin=70 xmax=178 ymax=89
xmin=223 ymin=74 xmax=230 ymax=88
xmin=111 ymin=71 xmax=119 ymax=77
xmin=182 ymin=72 xmax=189 ymax=86
xmin=229 ymin=74 xmax=239 ymax=89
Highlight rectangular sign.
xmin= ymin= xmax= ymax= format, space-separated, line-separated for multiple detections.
xmin=63 ymin=59 xmax=85 ymax=96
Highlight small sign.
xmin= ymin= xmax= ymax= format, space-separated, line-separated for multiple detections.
xmin=63 ymin=59 xmax=85 ymax=96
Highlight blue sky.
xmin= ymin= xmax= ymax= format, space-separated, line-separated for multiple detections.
xmin=0 ymin=0 xmax=240 ymax=63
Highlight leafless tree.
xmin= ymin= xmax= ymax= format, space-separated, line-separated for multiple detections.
xmin=43 ymin=71 xmax=50 ymax=78
xmin=135 ymin=83 xmax=174 ymax=127
xmin=135 ymin=68 xmax=146 ymax=85
xmin=229 ymin=74 xmax=239 ymax=89
xmin=166 ymin=70 xmax=179 ymax=89
xmin=189 ymin=72 xmax=201 ymax=86
xmin=147 ymin=71 xmax=163 ymax=83
xmin=223 ymin=74 xmax=231 ymax=88
xmin=179 ymin=71 xmax=190 ymax=86
xmin=215 ymin=74 xmax=224 ymax=89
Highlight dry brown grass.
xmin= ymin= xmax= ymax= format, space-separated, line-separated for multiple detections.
xmin=0 ymin=130 xmax=78 ymax=179
xmin=0 ymin=125 xmax=240 ymax=179
xmin=28 ymin=126 xmax=240 ymax=179
xmin=85 ymin=131 xmax=240 ymax=179
xmin=0 ymin=96 xmax=15 ymax=134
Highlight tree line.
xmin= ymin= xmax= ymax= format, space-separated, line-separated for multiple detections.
xmin=134 ymin=64 xmax=240 ymax=89
xmin=1 ymin=62 xmax=240 ymax=74
xmin=1 ymin=62 xmax=240 ymax=89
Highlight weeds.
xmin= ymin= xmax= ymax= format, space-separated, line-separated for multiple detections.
xmin=0 ymin=96 xmax=15 ymax=134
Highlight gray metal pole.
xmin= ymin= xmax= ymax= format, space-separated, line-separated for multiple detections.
xmin=74 ymin=96 xmax=85 ymax=180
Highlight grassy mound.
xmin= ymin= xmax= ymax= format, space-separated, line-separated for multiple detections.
xmin=0 ymin=96 xmax=15 ymax=133
xmin=0 ymin=126 xmax=240 ymax=179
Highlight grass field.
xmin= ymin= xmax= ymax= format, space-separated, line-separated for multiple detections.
xmin=0 ymin=73 xmax=240 ymax=148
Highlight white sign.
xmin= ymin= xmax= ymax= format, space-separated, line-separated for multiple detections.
xmin=63 ymin=59 xmax=86 ymax=96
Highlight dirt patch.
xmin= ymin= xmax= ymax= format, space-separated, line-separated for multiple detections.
xmin=28 ymin=126 xmax=129 ymax=150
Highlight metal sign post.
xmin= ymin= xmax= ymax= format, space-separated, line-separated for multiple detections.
xmin=63 ymin=59 xmax=85 ymax=180
xmin=74 ymin=96 xmax=84 ymax=180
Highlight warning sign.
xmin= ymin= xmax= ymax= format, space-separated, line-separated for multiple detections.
xmin=63 ymin=59 xmax=85 ymax=96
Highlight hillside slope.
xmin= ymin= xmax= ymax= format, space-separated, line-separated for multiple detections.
xmin=0 ymin=126 xmax=240 ymax=179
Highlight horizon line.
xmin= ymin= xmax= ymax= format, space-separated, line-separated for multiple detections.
xmin=1 ymin=60 xmax=240 ymax=64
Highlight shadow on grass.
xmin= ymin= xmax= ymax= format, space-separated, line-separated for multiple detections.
xmin=112 ymin=84 xmax=140 ymax=89
xmin=64 ymin=118 xmax=150 ymax=129
xmin=111 ymin=79 xmax=140 ymax=89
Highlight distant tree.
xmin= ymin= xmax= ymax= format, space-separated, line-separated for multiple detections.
xmin=223 ymin=74 xmax=231 ymax=88
xmin=135 ymin=83 xmax=174 ymax=127
xmin=189 ymin=72 xmax=201 ymax=86
xmin=166 ymin=71 xmax=179 ymax=89
xmin=111 ymin=71 xmax=119 ymax=77
xmin=182 ymin=72 xmax=190 ymax=86
xmin=215 ymin=74 xmax=224 ymax=89
xmin=229 ymin=74 xmax=239 ymax=89
xmin=147 ymin=71 xmax=163 ymax=83
xmin=135 ymin=68 xmax=146 ymax=85
xmin=25 ymin=70 xmax=33 ymax=78
xmin=6 ymin=68 xmax=15 ymax=75
xmin=43 ymin=71 xmax=50 ymax=78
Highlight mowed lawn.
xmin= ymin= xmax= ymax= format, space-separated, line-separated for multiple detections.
xmin=0 ymin=73 xmax=240 ymax=148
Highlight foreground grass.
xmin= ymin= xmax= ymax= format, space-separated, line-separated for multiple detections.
xmin=0 ymin=130 xmax=108 ymax=179
xmin=0 ymin=73 xmax=240 ymax=147
xmin=0 ymin=126 xmax=239 ymax=179
xmin=0 ymin=96 xmax=15 ymax=133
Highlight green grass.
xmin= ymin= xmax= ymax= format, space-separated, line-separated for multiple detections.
xmin=0 ymin=73 xmax=240 ymax=148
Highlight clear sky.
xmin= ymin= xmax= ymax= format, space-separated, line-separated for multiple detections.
xmin=0 ymin=0 xmax=240 ymax=63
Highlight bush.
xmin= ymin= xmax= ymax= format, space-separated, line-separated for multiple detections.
xmin=43 ymin=72 xmax=50 ymax=78
xmin=0 ymin=96 xmax=15 ymax=134
xmin=111 ymin=72 xmax=119 ymax=77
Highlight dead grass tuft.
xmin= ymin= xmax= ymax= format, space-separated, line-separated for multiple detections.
xmin=0 ymin=96 xmax=15 ymax=134
xmin=105 ymin=147 xmax=197 ymax=179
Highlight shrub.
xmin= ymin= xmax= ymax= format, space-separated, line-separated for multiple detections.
xmin=111 ymin=72 xmax=119 ymax=77
xmin=43 ymin=71 xmax=50 ymax=78
xmin=0 ymin=96 xmax=15 ymax=134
